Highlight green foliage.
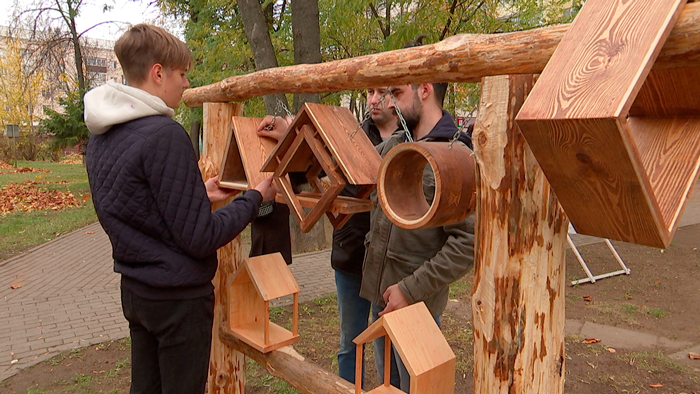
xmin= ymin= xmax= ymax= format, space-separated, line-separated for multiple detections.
xmin=40 ymin=90 xmax=89 ymax=151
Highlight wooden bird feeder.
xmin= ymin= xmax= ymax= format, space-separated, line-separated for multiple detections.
xmin=228 ymin=253 xmax=300 ymax=353
xmin=516 ymin=0 xmax=700 ymax=248
xmin=378 ymin=141 xmax=476 ymax=230
xmin=262 ymin=103 xmax=382 ymax=232
xmin=218 ymin=116 xmax=280 ymax=191
xmin=353 ymin=302 xmax=455 ymax=394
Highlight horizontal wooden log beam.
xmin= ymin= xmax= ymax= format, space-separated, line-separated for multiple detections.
xmin=219 ymin=324 xmax=359 ymax=394
xmin=183 ymin=2 xmax=700 ymax=107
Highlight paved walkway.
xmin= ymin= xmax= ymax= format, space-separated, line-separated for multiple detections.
xmin=2 ymin=184 xmax=700 ymax=381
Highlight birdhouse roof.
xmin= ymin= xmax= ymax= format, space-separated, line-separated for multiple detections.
xmin=231 ymin=253 xmax=300 ymax=301
xmin=262 ymin=103 xmax=381 ymax=185
xmin=353 ymin=302 xmax=455 ymax=376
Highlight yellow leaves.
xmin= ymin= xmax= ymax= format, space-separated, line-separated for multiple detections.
xmin=0 ymin=180 xmax=83 ymax=215
xmin=0 ymin=37 xmax=46 ymax=127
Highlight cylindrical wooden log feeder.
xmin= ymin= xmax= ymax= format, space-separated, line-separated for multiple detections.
xmin=378 ymin=142 xmax=476 ymax=229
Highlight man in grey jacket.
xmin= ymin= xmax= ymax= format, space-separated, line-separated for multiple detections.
xmin=359 ymin=81 xmax=475 ymax=392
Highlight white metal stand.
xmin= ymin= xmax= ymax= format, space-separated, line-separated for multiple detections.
xmin=568 ymin=229 xmax=631 ymax=286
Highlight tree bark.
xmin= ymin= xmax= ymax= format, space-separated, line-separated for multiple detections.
xmin=237 ymin=0 xmax=289 ymax=115
xmin=183 ymin=1 xmax=700 ymax=107
xmin=291 ymin=0 xmax=322 ymax=112
xmin=200 ymin=103 xmax=246 ymax=394
xmin=471 ymin=75 xmax=568 ymax=393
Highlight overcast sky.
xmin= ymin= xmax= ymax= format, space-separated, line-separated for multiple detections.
xmin=0 ymin=0 xmax=166 ymax=41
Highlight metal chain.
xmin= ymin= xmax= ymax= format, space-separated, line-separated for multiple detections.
xmin=388 ymin=90 xmax=413 ymax=143
xmin=448 ymin=118 xmax=471 ymax=149
xmin=276 ymin=99 xmax=294 ymax=119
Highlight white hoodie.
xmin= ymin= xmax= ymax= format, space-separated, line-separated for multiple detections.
xmin=83 ymin=81 xmax=175 ymax=135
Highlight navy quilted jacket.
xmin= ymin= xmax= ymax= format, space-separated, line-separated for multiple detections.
xmin=84 ymin=82 xmax=261 ymax=300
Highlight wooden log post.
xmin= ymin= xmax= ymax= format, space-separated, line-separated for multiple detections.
xmin=199 ymin=103 xmax=246 ymax=394
xmin=471 ymin=75 xmax=569 ymax=392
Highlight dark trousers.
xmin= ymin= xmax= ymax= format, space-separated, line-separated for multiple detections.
xmin=121 ymin=287 xmax=215 ymax=394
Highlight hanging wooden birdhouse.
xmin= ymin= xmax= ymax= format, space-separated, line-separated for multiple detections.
xmin=262 ymin=103 xmax=382 ymax=232
xmin=228 ymin=253 xmax=300 ymax=353
xmin=516 ymin=0 xmax=700 ymax=248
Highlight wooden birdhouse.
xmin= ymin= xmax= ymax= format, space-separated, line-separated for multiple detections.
xmin=516 ymin=0 xmax=700 ymax=248
xmin=353 ymin=302 xmax=455 ymax=394
xmin=218 ymin=116 xmax=279 ymax=191
xmin=262 ymin=103 xmax=382 ymax=232
xmin=228 ymin=253 xmax=300 ymax=353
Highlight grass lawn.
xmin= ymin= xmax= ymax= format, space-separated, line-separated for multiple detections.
xmin=0 ymin=160 xmax=97 ymax=261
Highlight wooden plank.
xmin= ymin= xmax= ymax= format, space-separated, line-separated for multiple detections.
xmin=305 ymin=103 xmax=382 ymax=185
xmin=219 ymin=117 xmax=279 ymax=190
xmin=518 ymin=0 xmax=686 ymax=120
xmin=629 ymin=117 xmax=700 ymax=233
xmin=182 ymin=2 xmax=700 ymax=107
xmin=473 ymin=75 xmax=567 ymax=393
xmin=274 ymin=192 xmax=374 ymax=214
xmin=630 ymin=68 xmax=700 ymax=116
xmin=229 ymin=321 xmax=300 ymax=353
xmin=411 ymin=362 xmax=456 ymax=394
xmin=244 ymin=253 xmax=300 ymax=301
xmin=382 ymin=303 xmax=454 ymax=377
xmin=200 ymin=102 xmax=245 ymax=394
xmin=517 ymin=117 xmax=664 ymax=246
xmin=262 ymin=111 xmax=313 ymax=173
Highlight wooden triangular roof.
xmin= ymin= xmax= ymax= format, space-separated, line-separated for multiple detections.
xmin=219 ymin=116 xmax=279 ymax=190
xmin=261 ymin=103 xmax=382 ymax=185
xmin=231 ymin=253 xmax=300 ymax=301
xmin=353 ymin=302 xmax=454 ymax=377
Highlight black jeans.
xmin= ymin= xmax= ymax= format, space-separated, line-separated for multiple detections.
xmin=121 ymin=287 xmax=215 ymax=394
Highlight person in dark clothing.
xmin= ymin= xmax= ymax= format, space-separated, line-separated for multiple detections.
xmin=332 ymin=87 xmax=397 ymax=386
xmin=361 ymin=81 xmax=475 ymax=392
xmin=83 ymin=24 xmax=276 ymax=394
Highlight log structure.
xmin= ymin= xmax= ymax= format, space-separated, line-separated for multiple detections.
xmin=183 ymin=2 xmax=700 ymax=107
xmin=219 ymin=325 xmax=357 ymax=394
xmin=471 ymin=75 xmax=568 ymax=392
xmin=199 ymin=103 xmax=246 ymax=394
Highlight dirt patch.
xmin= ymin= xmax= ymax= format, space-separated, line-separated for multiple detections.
xmin=3 ymin=225 xmax=700 ymax=393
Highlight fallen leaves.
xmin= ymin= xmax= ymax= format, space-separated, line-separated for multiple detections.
xmin=689 ymin=352 xmax=700 ymax=360
xmin=583 ymin=338 xmax=601 ymax=344
xmin=583 ymin=295 xmax=592 ymax=302
xmin=0 ymin=180 xmax=83 ymax=214
xmin=649 ymin=383 xmax=663 ymax=388
xmin=0 ymin=166 xmax=50 ymax=175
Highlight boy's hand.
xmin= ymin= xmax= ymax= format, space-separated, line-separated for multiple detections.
xmin=257 ymin=115 xmax=292 ymax=141
xmin=253 ymin=175 xmax=278 ymax=202
xmin=205 ymin=175 xmax=237 ymax=203
xmin=378 ymin=284 xmax=409 ymax=316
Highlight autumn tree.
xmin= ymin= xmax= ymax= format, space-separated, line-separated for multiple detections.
xmin=0 ymin=37 xmax=46 ymax=132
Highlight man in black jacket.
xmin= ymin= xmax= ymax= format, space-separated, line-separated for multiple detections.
xmin=84 ymin=24 xmax=275 ymax=394
xmin=332 ymin=87 xmax=397 ymax=386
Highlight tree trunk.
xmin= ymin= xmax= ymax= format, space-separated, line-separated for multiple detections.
xmin=291 ymin=0 xmax=321 ymax=112
xmin=183 ymin=1 xmax=700 ymax=106
xmin=200 ymin=103 xmax=246 ymax=394
xmin=471 ymin=75 xmax=568 ymax=393
xmin=237 ymin=0 xmax=289 ymax=115
xmin=289 ymin=0 xmax=326 ymax=252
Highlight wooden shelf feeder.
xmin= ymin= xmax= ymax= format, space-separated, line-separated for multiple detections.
xmin=353 ymin=302 xmax=456 ymax=394
xmin=219 ymin=116 xmax=280 ymax=191
xmin=516 ymin=0 xmax=700 ymax=248
xmin=262 ymin=103 xmax=382 ymax=232
xmin=378 ymin=141 xmax=476 ymax=230
xmin=228 ymin=253 xmax=300 ymax=353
